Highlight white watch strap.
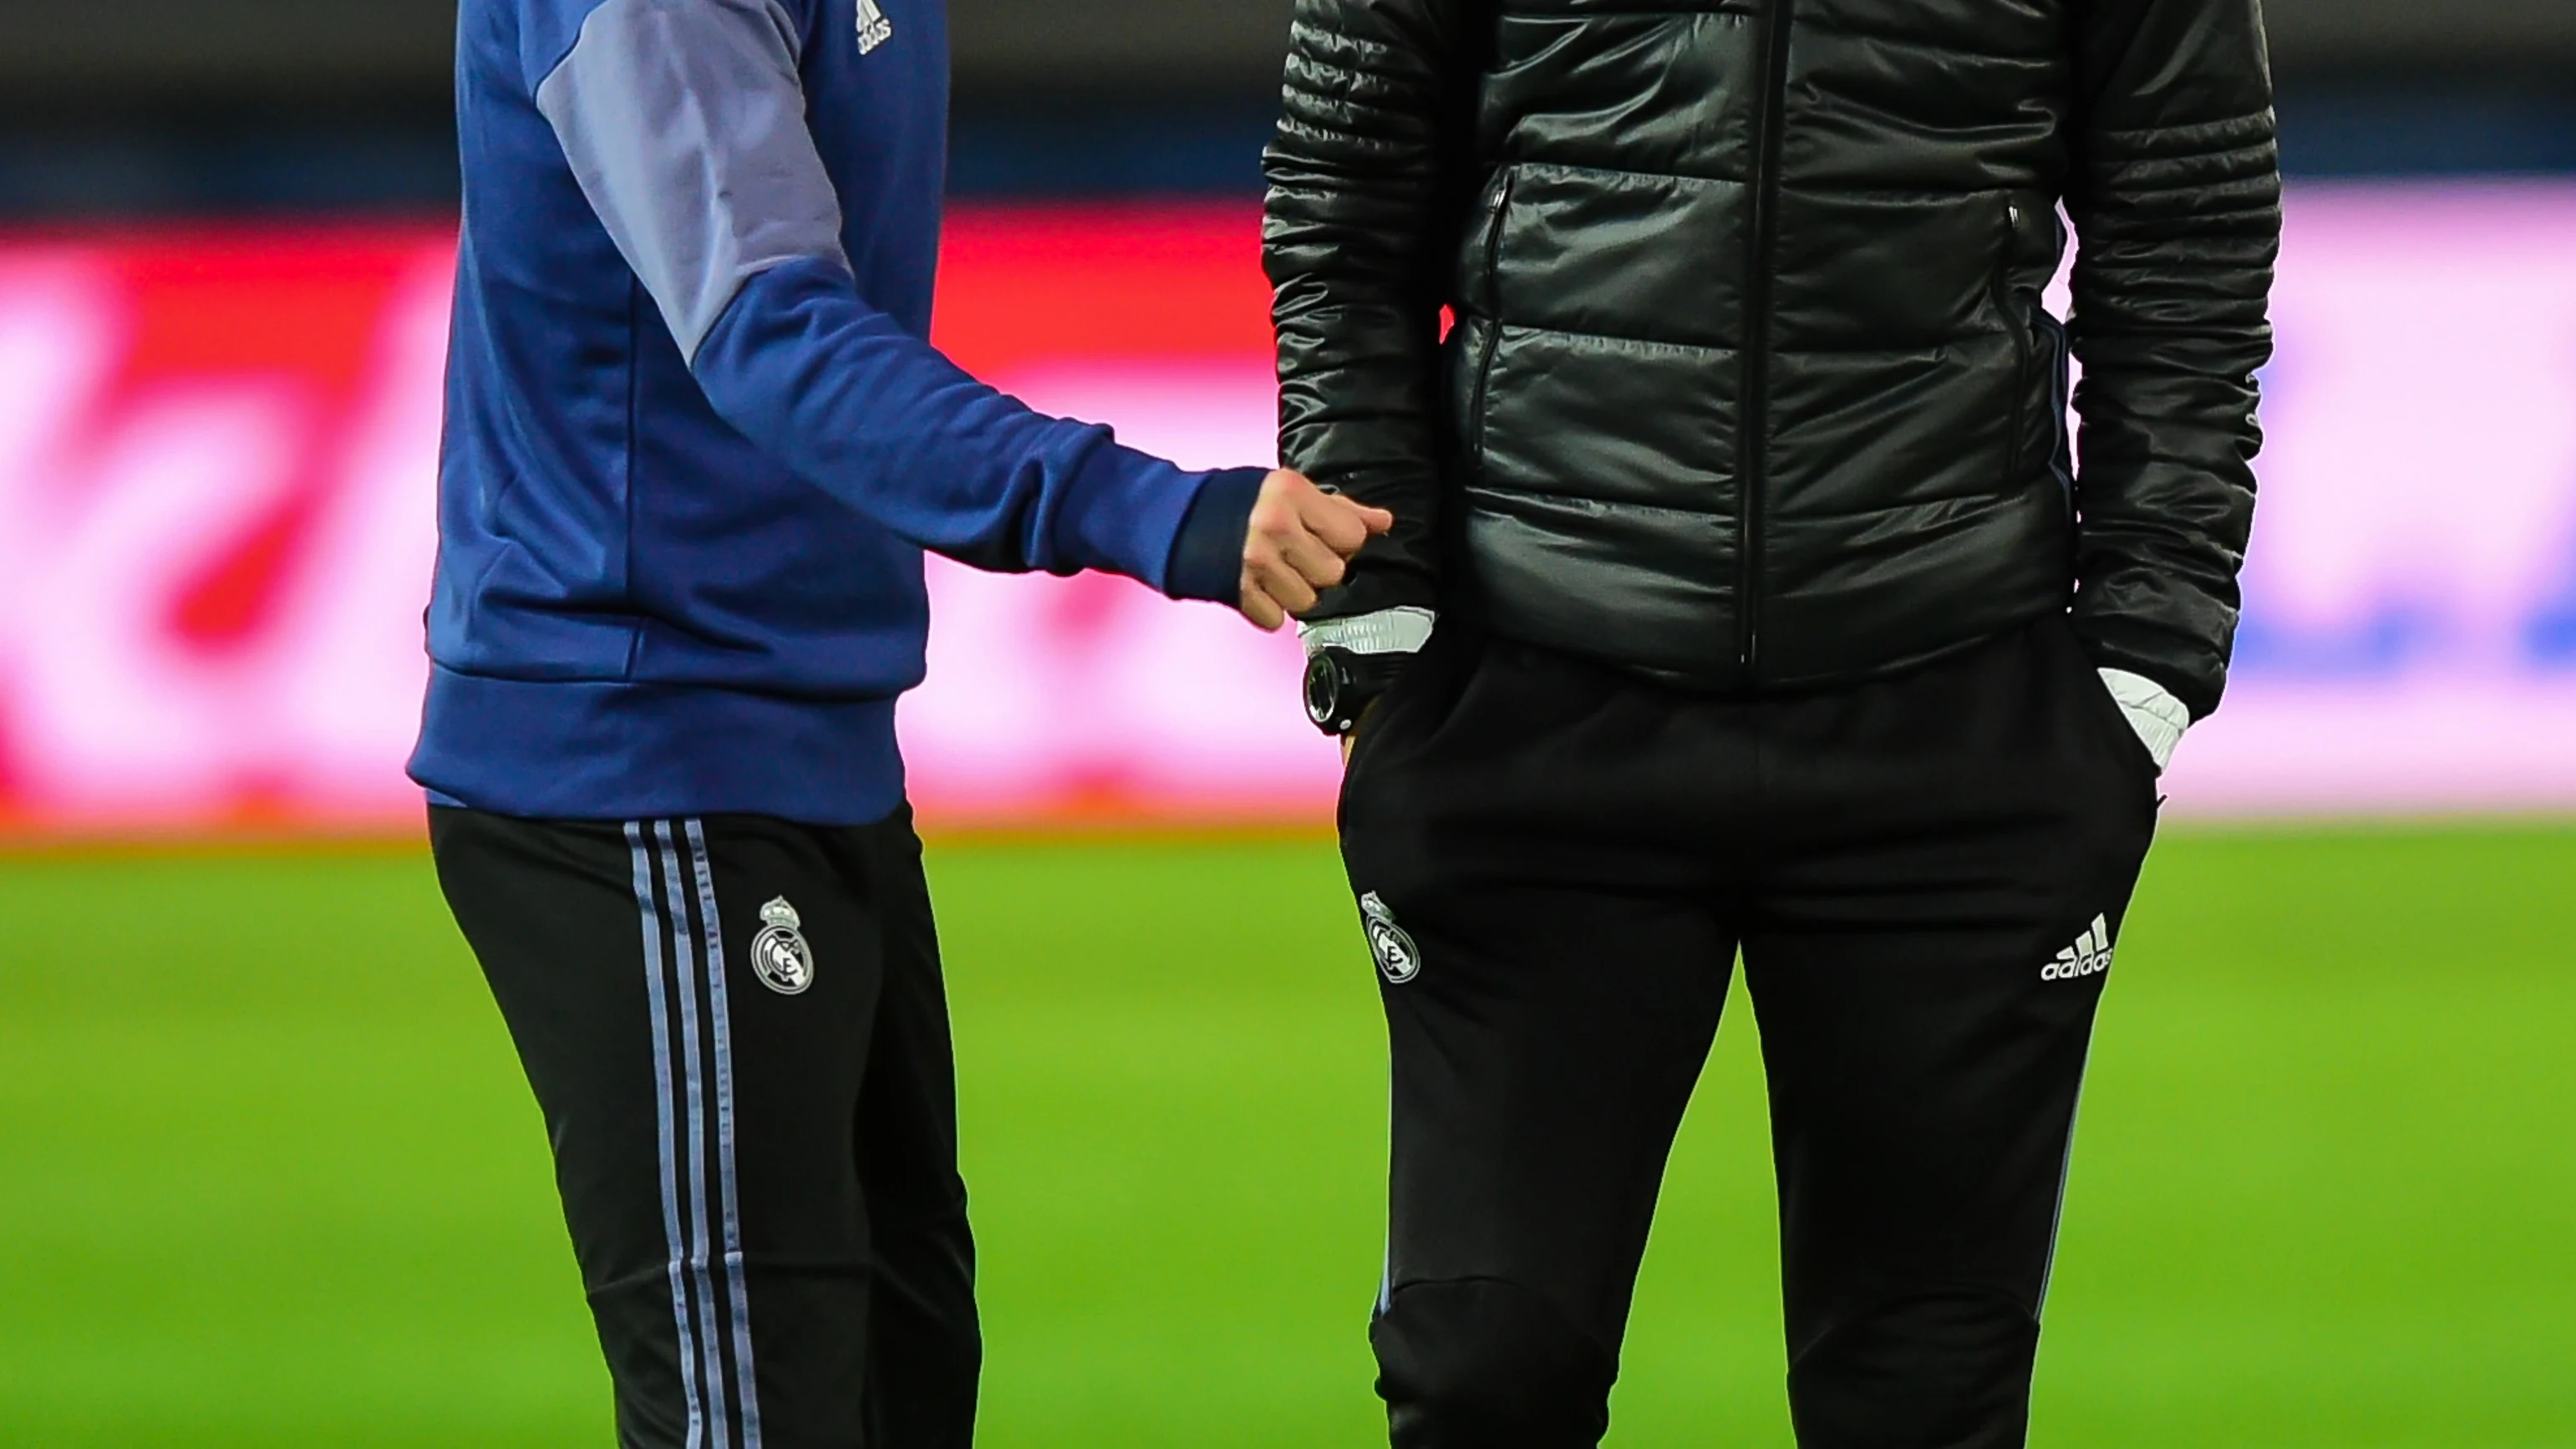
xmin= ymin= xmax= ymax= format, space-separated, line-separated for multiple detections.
xmin=2097 ymin=668 xmax=2190 ymax=773
xmin=1301 ymin=607 xmax=1437 ymax=658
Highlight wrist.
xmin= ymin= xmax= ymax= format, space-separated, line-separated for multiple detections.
xmin=1299 ymin=608 xmax=1434 ymax=736
xmin=1304 ymin=648 xmax=1411 ymax=736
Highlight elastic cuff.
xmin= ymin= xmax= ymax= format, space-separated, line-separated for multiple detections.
xmin=1299 ymin=607 xmax=1437 ymax=657
xmin=1161 ymin=467 xmax=1267 ymax=603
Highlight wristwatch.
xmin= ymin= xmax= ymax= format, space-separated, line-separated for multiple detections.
xmin=1304 ymin=647 xmax=1411 ymax=737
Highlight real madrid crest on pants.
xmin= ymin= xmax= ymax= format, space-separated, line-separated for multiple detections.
xmin=750 ymin=897 xmax=816 ymax=995
xmin=1360 ymin=892 xmax=1421 ymax=984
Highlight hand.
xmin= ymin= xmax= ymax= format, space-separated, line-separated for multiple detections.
xmin=1238 ymin=470 xmax=1395 ymax=631
xmin=2097 ymin=668 xmax=2189 ymax=774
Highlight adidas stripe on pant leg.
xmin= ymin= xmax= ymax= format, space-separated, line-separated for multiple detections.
xmin=433 ymin=806 xmax=980 ymax=1448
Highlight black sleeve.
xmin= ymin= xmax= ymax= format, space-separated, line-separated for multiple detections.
xmin=1262 ymin=0 xmax=1484 ymax=622
xmin=2064 ymin=0 xmax=2282 ymax=720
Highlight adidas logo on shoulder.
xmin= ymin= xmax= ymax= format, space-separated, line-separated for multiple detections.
xmin=855 ymin=0 xmax=893 ymax=53
xmin=2042 ymin=914 xmax=2115 ymax=982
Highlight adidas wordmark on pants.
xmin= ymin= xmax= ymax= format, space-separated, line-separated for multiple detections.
xmin=2043 ymin=914 xmax=2115 ymax=981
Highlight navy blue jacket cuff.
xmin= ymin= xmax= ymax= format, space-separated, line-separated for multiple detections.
xmin=1162 ymin=467 xmax=1266 ymax=604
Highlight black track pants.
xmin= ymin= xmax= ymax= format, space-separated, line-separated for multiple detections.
xmin=431 ymin=805 xmax=978 ymax=1449
xmin=1339 ymin=616 xmax=2161 ymax=1449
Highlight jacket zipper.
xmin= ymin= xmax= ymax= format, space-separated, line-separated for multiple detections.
xmin=1999 ymin=199 xmax=2034 ymax=489
xmin=1466 ymin=170 xmax=1513 ymax=465
xmin=2040 ymin=308 xmax=2073 ymax=497
xmin=1737 ymin=0 xmax=1794 ymax=676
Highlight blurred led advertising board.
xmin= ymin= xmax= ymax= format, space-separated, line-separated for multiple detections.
xmin=0 ymin=188 xmax=2572 ymax=837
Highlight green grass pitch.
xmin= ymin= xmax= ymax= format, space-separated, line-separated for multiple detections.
xmin=3 ymin=826 xmax=2572 ymax=1446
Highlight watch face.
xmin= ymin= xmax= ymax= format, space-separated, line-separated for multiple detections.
xmin=1303 ymin=651 xmax=1340 ymax=726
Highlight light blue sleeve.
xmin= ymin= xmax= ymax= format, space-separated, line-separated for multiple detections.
xmin=536 ymin=0 xmax=844 ymax=360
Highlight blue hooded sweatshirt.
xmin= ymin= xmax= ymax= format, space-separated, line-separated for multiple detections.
xmin=409 ymin=0 xmax=1263 ymax=824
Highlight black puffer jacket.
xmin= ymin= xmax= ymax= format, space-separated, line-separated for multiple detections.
xmin=1264 ymin=0 xmax=2279 ymax=716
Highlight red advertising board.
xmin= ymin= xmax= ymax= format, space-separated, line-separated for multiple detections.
xmin=3 ymin=191 xmax=2576 ymax=839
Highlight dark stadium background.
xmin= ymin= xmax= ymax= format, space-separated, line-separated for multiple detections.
xmin=0 ymin=4 xmax=2570 ymax=1446
xmin=1 ymin=0 xmax=2573 ymax=211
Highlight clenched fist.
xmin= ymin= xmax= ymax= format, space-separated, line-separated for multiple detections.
xmin=1237 ymin=470 xmax=1395 ymax=631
